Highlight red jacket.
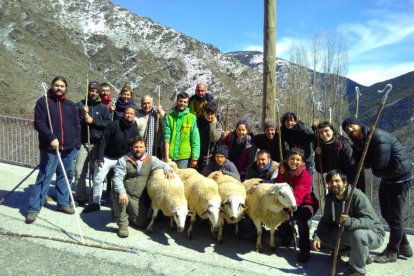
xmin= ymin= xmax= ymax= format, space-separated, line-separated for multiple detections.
xmin=275 ymin=162 xmax=318 ymax=209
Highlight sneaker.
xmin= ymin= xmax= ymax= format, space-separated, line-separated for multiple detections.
xmin=57 ymin=206 xmax=75 ymax=214
xmin=25 ymin=212 xmax=37 ymax=224
xmin=117 ymin=225 xmax=129 ymax=238
xmin=82 ymin=203 xmax=100 ymax=213
xmin=374 ymin=249 xmax=397 ymax=263
xmin=297 ymin=250 xmax=310 ymax=263
xmin=399 ymin=244 xmax=413 ymax=258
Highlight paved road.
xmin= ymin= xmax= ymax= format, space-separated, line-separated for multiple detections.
xmin=1 ymin=162 xmax=413 ymax=275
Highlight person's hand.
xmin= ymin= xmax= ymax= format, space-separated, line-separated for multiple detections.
xmin=271 ymin=161 xmax=279 ymax=167
xmin=279 ymin=164 xmax=285 ymax=175
xmin=110 ymin=103 xmax=116 ymax=111
xmin=98 ymin=161 xmax=104 ymax=168
xmin=340 ymin=214 xmax=348 ymax=224
xmin=157 ymin=105 xmax=163 ymax=114
xmin=189 ymin=160 xmax=197 ymax=168
xmin=210 ymin=171 xmax=222 ymax=180
xmin=315 ymin=146 xmax=322 ymax=155
xmin=164 ymin=157 xmax=172 ymax=163
xmin=119 ymin=193 xmax=128 ymax=206
xmin=85 ymin=114 xmax=93 ymax=124
xmin=247 ymin=182 xmax=260 ymax=195
xmin=211 ymin=113 xmax=217 ymax=123
xmin=311 ymin=119 xmax=319 ymax=131
xmin=312 ymin=240 xmax=321 ymax=251
xmin=50 ymin=139 xmax=59 ymax=150
xmin=165 ymin=172 xmax=175 ymax=180
xmin=83 ymin=106 xmax=89 ymax=114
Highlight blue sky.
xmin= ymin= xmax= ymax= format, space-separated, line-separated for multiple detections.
xmin=111 ymin=0 xmax=414 ymax=86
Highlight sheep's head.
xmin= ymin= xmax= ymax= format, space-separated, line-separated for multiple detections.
xmin=269 ymin=183 xmax=297 ymax=211
xmin=221 ymin=194 xmax=246 ymax=221
xmin=173 ymin=204 xmax=189 ymax=232
xmin=202 ymin=198 xmax=221 ymax=231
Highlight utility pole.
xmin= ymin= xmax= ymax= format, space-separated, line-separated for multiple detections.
xmin=263 ymin=0 xmax=277 ymax=125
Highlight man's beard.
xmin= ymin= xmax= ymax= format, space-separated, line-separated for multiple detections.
xmin=329 ymin=187 xmax=340 ymax=196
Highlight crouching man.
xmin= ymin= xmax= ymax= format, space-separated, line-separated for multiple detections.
xmin=312 ymin=170 xmax=385 ymax=276
xmin=112 ymin=137 xmax=174 ymax=238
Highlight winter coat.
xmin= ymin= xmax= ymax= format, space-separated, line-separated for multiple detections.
xmin=314 ymin=135 xmax=358 ymax=183
xmin=201 ymin=159 xmax=241 ymax=181
xmin=353 ymin=126 xmax=412 ymax=182
xmin=76 ymin=98 xmax=112 ymax=145
xmin=113 ymin=97 xmax=138 ymax=121
xmin=275 ymin=162 xmax=319 ymax=210
xmin=34 ymin=92 xmax=81 ymax=151
xmin=196 ymin=115 xmax=223 ymax=158
xmin=224 ymin=131 xmax=257 ymax=181
xmin=253 ymin=133 xmax=283 ymax=162
xmin=97 ymin=118 xmax=139 ymax=161
xmin=163 ymin=107 xmax=200 ymax=160
xmin=313 ymin=185 xmax=385 ymax=242
xmin=188 ymin=93 xmax=214 ymax=116
xmin=281 ymin=120 xmax=314 ymax=167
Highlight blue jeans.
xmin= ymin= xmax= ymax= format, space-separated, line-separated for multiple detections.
xmin=28 ymin=148 xmax=78 ymax=213
xmin=175 ymin=159 xmax=189 ymax=169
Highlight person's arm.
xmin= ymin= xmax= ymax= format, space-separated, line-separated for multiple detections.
xmin=190 ymin=118 xmax=200 ymax=161
xmin=209 ymin=116 xmax=223 ymax=144
xmin=341 ymin=192 xmax=377 ymax=231
xmin=91 ymin=105 xmax=112 ymax=130
xmin=112 ymin=157 xmax=127 ymax=195
xmin=292 ymin=169 xmax=312 ymax=207
xmin=150 ymin=156 xmax=174 ymax=179
xmin=222 ymin=161 xmax=241 ymax=181
xmin=34 ymin=98 xmax=57 ymax=146
xmin=162 ymin=116 xmax=171 ymax=161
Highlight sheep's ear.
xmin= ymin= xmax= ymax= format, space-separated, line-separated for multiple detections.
xmin=240 ymin=203 xmax=247 ymax=209
xmin=188 ymin=211 xmax=194 ymax=216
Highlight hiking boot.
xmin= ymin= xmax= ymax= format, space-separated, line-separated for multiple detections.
xmin=297 ymin=250 xmax=310 ymax=263
xmin=57 ymin=206 xmax=75 ymax=214
xmin=374 ymin=249 xmax=397 ymax=263
xmin=399 ymin=244 xmax=413 ymax=258
xmin=341 ymin=265 xmax=365 ymax=276
xmin=25 ymin=212 xmax=37 ymax=224
xmin=365 ymin=254 xmax=374 ymax=265
xmin=117 ymin=225 xmax=129 ymax=238
xmin=74 ymin=200 xmax=86 ymax=207
xmin=82 ymin=203 xmax=100 ymax=213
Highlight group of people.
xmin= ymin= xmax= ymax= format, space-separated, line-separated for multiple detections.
xmin=25 ymin=76 xmax=412 ymax=276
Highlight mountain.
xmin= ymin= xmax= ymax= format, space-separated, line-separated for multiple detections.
xmin=0 ymin=0 xmax=263 ymax=127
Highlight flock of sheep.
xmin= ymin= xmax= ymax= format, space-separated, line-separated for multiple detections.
xmin=146 ymin=162 xmax=297 ymax=252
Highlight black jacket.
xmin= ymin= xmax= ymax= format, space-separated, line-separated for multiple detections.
xmin=196 ymin=115 xmax=223 ymax=157
xmin=98 ymin=119 xmax=139 ymax=161
xmin=76 ymin=98 xmax=112 ymax=145
xmin=353 ymin=126 xmax=412 ymax=181
xmin=34 ymin=93 xmax=80 ymax=151
xmin=281 ymin=120 xmax=314 ymax=166
xmin=253 ymin=133 xmax=283 ymax=162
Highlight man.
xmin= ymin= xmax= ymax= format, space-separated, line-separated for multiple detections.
xmin=253 ymin=119 xmax=283 ymax=162
xmin=99 ymin=83 xmax=115 ymax=111
xmin=188 ymin=82 xmax=214 ymax=116
xmin=83 ymin=106 xmax=139 ymax=213
xmin=201 ymin=145 xmax=240 ymax=181
xmin=74 ymin=81 xmax=111 ymax=206
xmin=26 ymin=76 xmax=81 ymax=223
xmin=112 ymin=137 xmax=174 ymax=238
xmin=163 ymin=92 xmax=200 ymax=169
xmin=246 ymin=150 xmax=279 ymax=180
xmin=135 ymin=95 xmax=165 ymax=157
xmin=312 ymin=170 xmax=385 ymax=276
xmin=196 ymin=100 xmax=222 ymax=172
xmin=342 ymin=117 xmax=413 ymax=263
xmin=280 ymin=112 xmax=315 ymax=174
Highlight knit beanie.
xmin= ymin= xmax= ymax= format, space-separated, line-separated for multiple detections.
xmin=88 ymin=81 xmax=101 ymax=93
xmin=263 ymin=119 xmax=276 ymax=130
xmin=341 ymin=117 xmax=362 ymax=131
xmin=215 ymin=145 xmax=228 ymax=159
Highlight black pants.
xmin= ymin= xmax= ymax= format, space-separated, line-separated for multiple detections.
xmin=379 ymin=179 xmax=411 ymax=252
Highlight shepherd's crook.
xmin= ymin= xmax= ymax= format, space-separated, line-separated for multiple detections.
xmin=331 ymin=83 xmax=392 ymax=276
xmin=275 ymin=98 xmax=283 ymax=162
xmin=355 ymin=86 xmax=361 ymax=118
xmin=42 ymin=82 xmax=85 ymax=244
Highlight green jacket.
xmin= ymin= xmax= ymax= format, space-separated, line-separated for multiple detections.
xmin=163 ymin=107 xmax=200 ymax=160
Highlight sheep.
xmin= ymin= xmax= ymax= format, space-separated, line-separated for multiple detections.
xmin=243 ymin=178 xmax=297 ymax=252
xmin=173 ymin=167 xmax=221 ymax=240
xmin=146 ymin=169 xmax=188 ymax=233
xmin=207 ymin=172 xmax=246 ymax=243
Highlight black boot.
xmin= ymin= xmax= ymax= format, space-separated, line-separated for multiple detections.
xmin=399 ymin=243 xmax=413 ymax=258
xmin=374 ymin=249 xmax=397 ymax=263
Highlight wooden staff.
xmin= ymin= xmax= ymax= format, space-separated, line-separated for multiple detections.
xmin=331 ymin=83 xmax=392 ymax=276
xmin=275 ymin=98 xmax=283 ymax=162
xmin=155 ymin=85 xmax=161 ymax=157
xmin=355 ymin=86 xmax=361 ymax=118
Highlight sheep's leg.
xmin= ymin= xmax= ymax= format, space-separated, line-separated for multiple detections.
xmin=186 ymin=212 xmax=196 ymax=240
xmin=147 ymin=208 xmax=159 ymax=233
xmin=169 ymin=217 xmax=175 ymax=229
xmin=269 ymin=227 xmax=276 ymax=250
xmin=217 ymin=216 xmax=225 ymax=243
xmin=253 ymin=220 xmax=263 ymax=252
xmin=234 ymin=222 xmax=240 ymax=238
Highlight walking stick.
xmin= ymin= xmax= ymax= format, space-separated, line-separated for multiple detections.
xmin=331 ymin=83 xmax=392 ymax=276
xmin=155 ymin=85 xmax=161 ymax=157
xmin=205 ymin=89 xmax=222 ymax=166
xmin=275 ymin=98 xmax=283 ymax=162
xmin=0 ymin=164 xmax=40 ymax=205
xmin=85 ymin=80 xmax=93 ymax=204
xmin=355 ymin=86 xmax=361 ymax=118
xmin=42 ymin=82 xmax=85 ymax=244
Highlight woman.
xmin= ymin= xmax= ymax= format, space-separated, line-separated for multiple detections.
xmin=314 ymin=121 xmax=362 ymax=192
xmin=113 ymin=82 xmax=137 ymax=120
xmin=223 ymin=119 xmax=256 ymax=182
xmin=275 ymin=147 xmax=319 ymax=263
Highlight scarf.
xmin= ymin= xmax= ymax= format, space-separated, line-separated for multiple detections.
xmin=115 ymin=97 xmax=135 ymax=113
xmin=257 ymin=161 xmax=272 ymax=174
xmin=143 ymin=109 xmax=157 ymax=156
xmin=100 ymin=92 xmax=113 ymax=108
xmin=127 ymin=152 xmax=148 ymax=173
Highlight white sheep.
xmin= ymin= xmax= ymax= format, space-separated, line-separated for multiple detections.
xmin=208 ymin=172 xmax=246 ymax=243
xmin=146 ymin=169 xmax=188 ymax=233
xmin=174 ymin=167 xmax=221 ymax=240
xmin=243 ymin=178 xmax=297 ymax=252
